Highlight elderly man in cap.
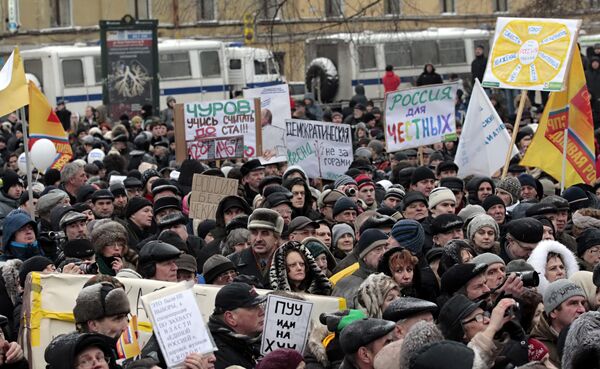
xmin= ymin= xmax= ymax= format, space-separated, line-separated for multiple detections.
xmin=153 ymin=196 xmax=181 ymax=223
xmin=382 ymin=297 xmax=437 ymax=339
xmin=241 ymin=159 xmax=265 ymax=205
xmin=400 ymin=191 xmax=428 ymax=221
xmin=482 ymin=195 xmax=507 ymax=226
xmin=109 ymin=182 xmax=128 ymax=220
xmin=531 ymin=279 xmax=587 ymax=367
xmin=228 ymin=208 xmax=283 ymax=287
xmin=136 ymin=240 xmax=182 ymax=282
xmin=431 ymin=214 xmax=464 ymax=248
xmin=339 ymin=318 xmax=395 ymax=369
xmin=441 ymin=263 xmax=491 ymax=303
xmin=151 ymin=178 xmax=181 ymax=201
xmin=500 ymin=217 xmax=544 ymax=263
xmin=59 ymin=162 xmax=87 ymax=204
xmin=287 ymin=216 xmax=319 ymax=242
xmin=318 ymin=189 xmax=346 ymax=225
xmin=90 ymin=189 xmax=115 ymax=219
xmin=333 ymin=197 xmax=359 ymax=225
xmin=208 ymin=282 xmax=266 ymax=369
xmin=123 ymin=176 xmax=143 ymax=198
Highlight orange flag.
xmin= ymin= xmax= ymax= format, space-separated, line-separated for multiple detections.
xmin=28 ymin=82 xmax=73 ymax=170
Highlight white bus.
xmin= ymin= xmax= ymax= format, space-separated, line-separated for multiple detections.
xmin=304 ymin=27 xmax=492 ymax=102
xmin=21 ymin=39 xmax=282 ymax=113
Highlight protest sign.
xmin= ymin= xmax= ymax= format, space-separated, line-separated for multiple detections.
xmin=260 ymin=294 xmax=313 ymax=355
xmin=455 ymin=79 xmax=519 ymax=178
xmin=141 ymin=282 xmax=216 ymax=367
xmin=482 ymin=17 xmax=581 ymax=91
xmin=244 ymin=84 xmax=291 ymax=164
xmin=174 ymin=98 xmax=262 ymax=162
xmin=188 ymin=174 xmax=238 ymax=220
xmin=384 ymin=82 xmax=458 ymax=152
xmin=285 ymin=119 xmax=352 ymax=180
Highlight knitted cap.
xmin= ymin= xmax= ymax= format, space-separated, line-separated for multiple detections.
xmin=355 ymin=174 xmax=375 ymax=190
xmin=576 ymin=228 xmax=600 ymax=257
xmin=332 ymin=223 xmax=355 ymax=249
xmin=18 ymin=256 xmax=53 ymax=288
xmin=333 ymin=197 xmax=359 ymax=217
xmin=428 ymin=187 xmax=456 ymax=210
xmin=439 ymin=177 xmax=464 ymax=192
xmin=202 ymin=255 xmax=236 ymax=283
xmin=256 ymin=349 xmax=304 ymax=369
xmin=357 ymin=229 xmax=388 ymax=258
xmin=496 ymin=177 xmax=521 ymax=205
xmin=457 ymin=204 xmax=485 ymax=223
xmin=125 ymin=196 xmax=152 ymax=219
xmin=333 ymin=175 xmax=357 ymax=189
xmin=390 ymin=219 xmax=425 ymax=255
xmin=481 ymin=195 xmax=505 ymax=212
xmin=411 ymin=166 xmax=435 ymax=185
xmin=543 ymin=279 xmax=584 ymax=313
xmin=466 ymin=214 xmax=499 ymax=241
xmin=472 ymin=252 xmax=505 ymax=267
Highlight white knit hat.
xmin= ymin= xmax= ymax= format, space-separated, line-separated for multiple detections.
xmin=428 ymin=187 xmax=456 ymax=210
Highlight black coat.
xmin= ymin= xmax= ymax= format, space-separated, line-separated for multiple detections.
xmin=208 ymin=316 xmax=262 ymax=369
xmin=228 ymin=247 xmax=272 ymax=288
xmin=416 ymin=65 xmax=443 ymax=86
xmin=471 ymin=54 xmax=488 ymax=84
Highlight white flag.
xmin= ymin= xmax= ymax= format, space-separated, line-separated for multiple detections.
xmin=455 ymin=79 xmax=518 ymax=178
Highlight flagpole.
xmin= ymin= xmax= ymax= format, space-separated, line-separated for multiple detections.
xmin=19 ymin=107 xmax=35 ymax=220
xmin=501 ymin=91 xmax=528 ymax=178
xmin=560 ymin=129 xmax=568 ymax=193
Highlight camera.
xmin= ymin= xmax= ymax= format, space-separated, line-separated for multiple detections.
xmin=345 ymin=187 xmax=357 ymax=197
xmin=47 ymin=231 xmax=66 ymax=241
xmin=75 ymin=262 xmax=99 ymax=275
xmin=513 ymin=271 xmax=539 ymax=288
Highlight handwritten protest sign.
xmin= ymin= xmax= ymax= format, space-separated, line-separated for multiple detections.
xmin=260 ymin=294 xmax=313 ymax=355
xmin=384 ymin=82 xmax=457 ymax=152
xmin=285 ymin=119 xmax=352 ymax=180
xmin=141 ymin=282 xmax=216 ymax=368
xmin=482 ymin=17 xmax=581 ymax=91
xmin=244 ymin=84 xmax=291 ymax=164
xmin=174 ymin=99 xmax=262 ymax=162
xmin=188 ymin=174 xmax=238 ymax=220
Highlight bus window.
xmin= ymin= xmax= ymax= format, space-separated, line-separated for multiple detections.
xmin=93 ymin=56 xmax=102 ymax=84
xmin=200 ymin=51 xmax=221 ymax=77
xmin=268 ymin=57 xmax=278 ymax=74
xmin=385 ymin=42 xmax=412 ymax=67
xmin=439 ymin=39 xmax=466 ymax=65
xmin=229 ymin=59 xmax=242 ymax=69
xmin=473 ymin=39 xmax=490 ymax=54
xmin=62 ymin=59 xmax=84 ymax=87
xmin=159 ymin=52 xmax=191 ymax=79
xmin=24 ymin=59 xmax=44 ymax=84
xmin=411 ymin=40 xmax=439 ymax=67
xmin=254 ymin=59 xmax=268 ymax=75
xmin=358 ymin=46 xmax=377 ymax=70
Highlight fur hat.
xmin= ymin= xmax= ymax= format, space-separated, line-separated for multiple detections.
xmin=248 ymin=208 xmax=284 ymax=236
xmin=73 ymin=281 xmax=130 ymax=324
xmin=355 ymin=273 xmax=399 ymax=318
xmin=399 ymin=321 xmax=444 ymax=369
xmin=561 ymin=311 xmax=600 ymax=369
xmin=89 ymin=220 xmax=129 ymax=254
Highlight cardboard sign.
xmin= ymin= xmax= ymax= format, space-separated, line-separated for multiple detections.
xmin=142 ymin=283 xmax=216 ymax=367
xmin=244 ymin=84 xmax=291 ymax=164
xmin=285 ymin=119 xmax=352 ymax=180
xmin=174 ymin=98 xmax=262 ymax=162
xmin=384 ymin=82 xmax=458 ymax=152
xmin=188 ymin=174 xmax=238 ymax=220
xmin=482 ymin=17 xmax=581 ymax=91
xmin=260 ymin=294 xmax=313 ymax=355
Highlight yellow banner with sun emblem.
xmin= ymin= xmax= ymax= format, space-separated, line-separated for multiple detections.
xmin=482 ymin=17 xmax=581 ymax=91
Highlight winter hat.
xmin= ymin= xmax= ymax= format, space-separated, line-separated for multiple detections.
xmin=355 ymin=174 xmax=374 ymax=190
xmin=428 ymin=187 xmax=456 ymax=210
xmin=457 ymin=204 xmax=485 ymax=223
xmin=481 ymin=195 xmax=505 ymax=212
xmin=256 ymin=349 xmax=304 ymax=369
xmin=496 ymin=176 xmax=521 ymax=205
xmin=472 ymin=253 xmax=505 ymax=267
xmin=248 ymin=208 xmax=284 ymax=235
xmin=438 ymin=294 xmax=486 ymax=342
xmin=409 ymin=340 xmax=475 ymax=369
xmin=466 ymin=214 xmax=499 ymax=241
xmin=390 ymin=219 xmax=425 ymax=255
xmin=540 ymin=194 xmax=570 ymax=211
xmin=436 ymin=161 xmax=459 ymax=176
xmin=90 ymin=220 xmax=129 ymax=254
xmin=526 ymin=203 xmax=558 ymax=217
xmin=399 ymin=321 xmax=445 ymax=369
xmin=333 ymin=175 xmax=357 ymax=189
xmin=374 ymin=339 xmax=403 ymax=369
xmin=357 ymin=229 xmax=388 ymax=259
xmin=304 ymin=238 xmax=328 ymax=259
xmin=196 ymin=219 xmax=217 ymax=239
xmin=355 ymin=147 xmax=372 ymax=159
xmin=506 ymin=259 xmax=535 ymax=273
xmin=202 ymin=255 xmax=236 ymax=284
xmin=577 ymin=228 xmax=600 ymax=257
xmin=439 ymin=177 xmax=464 ymax=192
xmin=1 ymin=170 xmax=22 ymax=194
xmin=572 ymin=208 xmax=600 ymax=229
xmin=332 ymin=223 xmax=355 ymax=248
xmin=505 ymin=217 xmax=544 ymax=244
xmin=528 ymin=338 xmax=550 ymax=362
xmin=518 ymin=173 xmax=538 ymax=190
xmin=560 ymin=311 xmax=600 ymax=369
xmin=340 ymin=318 xmax=396 ymax=354
xmin=37 ymin=189 xmax=70 ymax=217
xmin=401 ymin=191 xmax=428 ymax=210
xmin=355 ymin=273 xmax=398 ymax=318
xmin=125 ymin=196 xmax=152 ymax=219
xmin=76 ymin=184 xmax=97 ymax=204
xmin=73 ymin=281 xmax=130 ymax=324
xmin=141 ymin=169 xmax=160 ymax=187
xmin=157 ymin=230 xmax=188 ymax=252
xmin=543 ymin=279 xmax=585 ymax=313
xmin=430 ymin=214 xmax=463 ymax=236
xmin=441 ymin=263 xmax=488 ymax=295
xmin=383 ymin=297 xmax=438 ymax=322
xmin=562 ymin=186 xmax=591 ymax=212
xmin=18 ymin=256 xmax=53 ymax=288
xmin=385 ymin=187 xmax=406 ymax=201
xmin=333 ymin=197 xmax=359 ymax=217
xmin=410 ymin=166 xmax=435 ymax=185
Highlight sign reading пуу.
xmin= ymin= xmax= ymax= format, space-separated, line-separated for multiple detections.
xmin=182 ymin=98 xmax=261 ymax=160
xmin=188 ymin=174 xmax=238 ymax=220
xmin=285 ymin=119 xmax=352 ymax=180
xmin=260 ymin=294 xmax=313 ymax=355
xmin=384 ymin=82 xmax=458 ymax=152
xmin=482 ymin=17 xmax=581 ymax=91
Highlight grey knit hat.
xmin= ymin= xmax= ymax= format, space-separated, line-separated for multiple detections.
xmin=496 ymin=177 xmax=521 ymax=205
xmin=73 ymin=282 xmax=130 ymax=324
xmin=472 ymin=252 xmax=505 ymax=267
xmin=202 ymin=255 xmax=236 ymax=284
xmin=543 ymin=279 xmax=585 ymax=313
xmin=333 ymin=175 xmax=357 ymax=189
xmin=457 ymin=204 xmax=485 ymax=223
xmin=466 ymin=214 xmax=499 ymax=241
xmin=89 ymin=219 xmax=129 ymax=254
xmin=332 ymin=223 xmax=355 ymax=249
xmin=37 ymin=189 xmax=69 ymax=217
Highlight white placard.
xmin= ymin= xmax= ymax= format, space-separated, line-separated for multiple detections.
xmin=260 ymin=294 xmax=313 ymax=355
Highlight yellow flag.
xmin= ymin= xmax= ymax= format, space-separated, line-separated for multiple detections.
xmin=116 ymin=315 xmax=141 ymax=359
xmin=28 ymin=82 xmax=73 ymax=170
xmin=520 ymin=51 xmax=596 ymax=187
xmin=0 ymin=48 xmax=29 ymax=117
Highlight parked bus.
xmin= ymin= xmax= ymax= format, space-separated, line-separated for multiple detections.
xmin=304 ymin=27 xmax=492 ymax=103
xmin=21 ymin=39 xmax=282 ymax=113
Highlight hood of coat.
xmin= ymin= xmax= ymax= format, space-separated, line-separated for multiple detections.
xmin=527 ymin=240 xmax=580 ymax=295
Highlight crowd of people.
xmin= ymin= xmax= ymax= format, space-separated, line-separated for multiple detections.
xmin=0 ymin=44 xmax=599 ymax=369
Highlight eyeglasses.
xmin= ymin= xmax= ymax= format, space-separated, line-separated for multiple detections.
xmin=216 ymin=270 xmax=238 ymax=281
xmin=461 ymin=311 xmax=490 ymax=325
xmin=587 ymin=247 xmax=600 ymax=255
xmin=76 ymin=354 xmax=111 ymax=369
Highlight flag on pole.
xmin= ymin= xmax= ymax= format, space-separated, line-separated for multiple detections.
xmin=28 ymin=82 xmax=73 ymax=170
xmin=520 ymin=51 xmax=596 ymax=187
xmin=455 ymin=79 xmax=518 ymax=178
xmin=0 ymin=48 xmax=29 ymax=117
xmin=116 ymin=315 xmax=141 ymax=359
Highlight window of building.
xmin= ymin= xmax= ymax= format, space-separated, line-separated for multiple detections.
xmin=441 ymin=0 xmax=455 ymax=13
xmin=133 ymin=0 xmax=151 ymax=19
xmin=254 ymin=59 xmax=268 ymax=75
xmin=93 ymin=56 xmax=102 ymax=84
xmin=325 ymin=0 xmax=343 ymax=18
xmin=24 ymin=59 xmax=44 ymax=85
xmin=200 ymin=51 xmax=221 ymax=77
xmin=260 ymin=0 xmax=279 ymax=20
xmin=159 ymin=52 xmax=191 ymax=79
xmin=50 ymin=0 xmax=71 ymax=27
xmin=358 ymin=46 xmax=377 ymax=70
xmin=197 ymin=0 xmax=215 ymax=21
xmin=384 ymin=0 xmax=401 ymax=15
xmin=411 ymin=41 xmax=439 ymax=66
xmin=385 ymin=42 xmax=412 ymax=67
xmin=495 ymin=0 xmax=508 ymax=12
xmin=438 ymin=39 xmax=466 ymax=64
xmin=591 ymin=0 xmax=600 ymax=8
xmin=62 ymin=59 xmax=84 ymax=87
